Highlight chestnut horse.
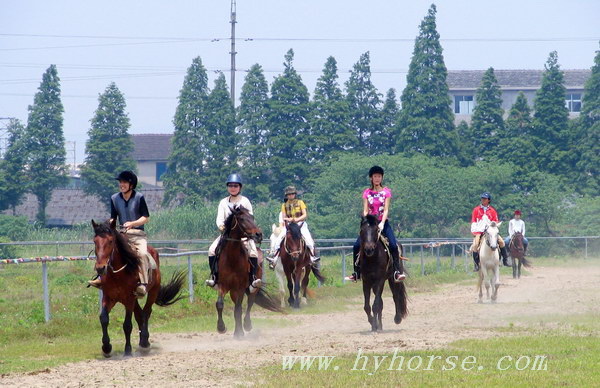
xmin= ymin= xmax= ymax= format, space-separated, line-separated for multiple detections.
xmin=214 ymin=206 xmax=283 ymax=338
xmin=92 ymin=219 xmax=185 ymax=357
xmin=279 ymin=221 xmax=326 ymax=308
xmin=509 ymin=231 xmax=532 ymax=279
xmin=359 ymin=215 xmax=408 ymax=331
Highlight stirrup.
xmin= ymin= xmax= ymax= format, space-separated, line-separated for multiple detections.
xmin=393 ymin=271 xmax=406 ymax=283
xmin=268 ymin=257 xmax=278 ymax=270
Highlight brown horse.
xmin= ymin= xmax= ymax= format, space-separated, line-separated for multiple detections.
xmin=215 ymin=206 xmax=283 ymax=338
xmin=279 ymin=221 xmax=326 ymax=309
xmin=92 ymin=219 xmax=185 ymax=357
xmin=509 ymin=231 xmax=532 ymax=279
xmin=359 ymin=215 xmax=408 ymax=331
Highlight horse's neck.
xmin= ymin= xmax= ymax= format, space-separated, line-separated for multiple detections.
xmin=479 ymin=236 xmax=497 ymax=260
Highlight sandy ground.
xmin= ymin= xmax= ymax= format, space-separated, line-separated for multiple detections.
xmin=2 ymin=264 xmax=600 ymax=387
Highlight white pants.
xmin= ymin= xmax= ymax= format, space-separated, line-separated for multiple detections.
xmin=272 ymin=222 xmax=315 ymax=256
xmin=208 ymin=235 xmax=258 ymax=257
xmin=125 ymin=229 xmax=152 ymax=284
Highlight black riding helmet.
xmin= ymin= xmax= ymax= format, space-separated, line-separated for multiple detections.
xmin=115 ymin=170 xmax=138 ymax=189
xmin=368 ymin=165 xmax=384 ymax=177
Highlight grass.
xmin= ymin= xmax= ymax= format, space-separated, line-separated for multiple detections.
xmin=256 ymin=330 xmax=600 ymax=387
xmin=0 ymin=255 xmax=596 ymax=376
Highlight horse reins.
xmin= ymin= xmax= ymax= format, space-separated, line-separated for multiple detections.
xmin=283 ymin=234 xmax=305 ymax=258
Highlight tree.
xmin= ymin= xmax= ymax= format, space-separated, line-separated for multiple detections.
xmin=310 ymin=56 xmax=355 ymax=161
xmin=203 ymin=73 xmax=237 ymax=201
xmin=499 ymin=92 xmax=535 ymax=169
xmin=345 ymin=52 xmax=382 ymax=154
xmin=377 ymin=88 xmax=400 ymax=154
xmin=237 ymin=64 xmax=271 ymax=202
xmin=532 ymin=51 xmax=570 ymax=174
xmin=80 ymin=83 xmax=136 ymax=208
xmin=396 ymin=4 xmax=460 ymax=160
xmin=470 ymin=67 xmax=504 ymax=160
xmin=0 ymin=119 xmax=27 ymax=213
xmin=23 ymin=65 xmax=67 ymax=224
xmin=162 ymin=57 xmax=210 ymax=206
xmin=266 ymin=49 xmax=311 ymax=196
xmin=574 ymin=47 xmax=600 ymax=195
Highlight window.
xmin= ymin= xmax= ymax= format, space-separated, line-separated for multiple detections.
xmin=565 ymin=93 xmax=582 ymax=113
xmin=156 ymin=162 xmax=167 ymax=182
xmin=454 ymin=95 xmax=474 ymax=114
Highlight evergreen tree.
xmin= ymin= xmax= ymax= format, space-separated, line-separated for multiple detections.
xmin=163 ymin=57 xmax=210 ymax=205
xmin=470 ymin=68 xmax=504 ymax=160
xmin=575 ymin=47 xmax=600 ymax=195
xmin=500 ymin=92 xmax=535 ymax=168
xmin=80 ymin=83 xmax=136 ymax=208
xmin=266 ymin=49 xmax=311 ymax=196
xmin=310 ymin=56 xmax=354 ymax=160
xmin=397 ymin=4 xmax=459 ymax=159
xmin=23 ymin=65 xmax=67 ymax=224
xmin=237 ymin=64 xmax=270 ymax=202
xmin=203 ymin=73 xmax=237 ymax=201
xmin=345 ymin=52 xmax=382 ymax=154
xmin=0 ymin=119 xmax=27 ymax=213
xmin=532 ymin=51 xmax=570 ymax=174
xmin=377 ymin=88 xmax=399 ymax=155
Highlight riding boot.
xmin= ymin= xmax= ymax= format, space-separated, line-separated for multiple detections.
xmin=267 ymin=249 xmax=279 ymax=270
xmin=500 ymin=246 xmax=510 ymax=267
xmin=249 ymin=256 xmax=262 ymax=291
xmin=205 ymin=255 xmax=218 ymax=287
xmin=135 ymin=258 xmax=149 ymax=298
xmin=310 ymin=247 xmax=321 ymax=270
xmin=87 ymin=275 xmax=102 ymax=289
xmin=391 ymin=247 xmax=406 ymax=283
xmin=472 ymin=252 xmax=480 ymax=272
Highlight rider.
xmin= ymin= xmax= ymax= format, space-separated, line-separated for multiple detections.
xmin=470 ymin=192 xmax=510 ymax=271
xmin=505 ymin=210 xmax=529 ymax=255
xmin=88 ymin=170 xmax=152 ymax=298
xmin=205 ymin=173 xmax=262 ymax=291
xmin=346 ymin=166 xmax=406 ymax=283
xmin=267 ymin=185 xmax=320 ymax=270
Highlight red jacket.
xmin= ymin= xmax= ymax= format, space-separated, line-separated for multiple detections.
xmin=471 ymin=205 xmax=499 ymax=235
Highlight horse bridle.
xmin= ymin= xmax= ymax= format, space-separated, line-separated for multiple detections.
xmin=96 ymin=234 xmax=127 ymax=274
xmin=283 ymin=233 xmax=305 ymax=258
xmin=223 ymin=213 xmax=261 ymax=244
xmin=483 ymin=227 xmax=498 ymax=251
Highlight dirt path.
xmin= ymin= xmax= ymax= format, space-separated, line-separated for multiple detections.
xmin=3 ymin=264 xmax=600 ymax=387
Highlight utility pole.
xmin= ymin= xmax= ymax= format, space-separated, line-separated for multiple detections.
xmin=230 ymin=0 xmax=237 ymax=105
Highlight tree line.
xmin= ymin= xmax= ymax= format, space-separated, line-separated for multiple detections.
xmin=0 ymin=4 xmax=598 ymax=238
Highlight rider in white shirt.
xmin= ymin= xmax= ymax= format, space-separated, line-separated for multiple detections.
xmin=504 ymin=210 xmax=529 ymax=255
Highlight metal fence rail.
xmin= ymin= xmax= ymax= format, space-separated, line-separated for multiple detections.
xmin=1 ymin=236 xmax=598 ymax=322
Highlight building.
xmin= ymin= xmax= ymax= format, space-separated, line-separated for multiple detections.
xmin=447 ymin=69 xmax=591 ymax=123
xmin=131 ymin=134 xmax=172 ymax=187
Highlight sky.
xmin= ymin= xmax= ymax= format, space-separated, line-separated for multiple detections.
xmin=1 ymin=0 xmax=599 ymax=165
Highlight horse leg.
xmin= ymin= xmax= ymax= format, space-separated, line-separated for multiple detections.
xmin=286 ymin=271 xmax=294 ymax=307
xmin=518 ymin=259 xmax=522 ymax=279
xmin=372 ymin=282 xmax=385 ymax=332
xmin=512 ymin=257 xmax=517 ymax=279
xmin=244 ymin=290 xmax=255 ymax=332
xmin=276 ymin=264 xmax=287 ymax=308
xmin=123 ymin=307 xmax=134 ymax=356
xmin=362 ymin=281 xmax=375 ymax=331
xmin=231 ymin=290 xmax=244 ymax=338
xmin=133 ymin=301 xmax=147 ymax=348
xmin=99 ymin=299 xmax=116 ymax=357
xmin=291 ymin=267 xmax=302 ymax=309
xmin=477 ymin=271 xmax=484 ymax=304
xmin=491 ymin=267 xmax=500 ymax=303
xmin=216 ymin=291 xmax=227 ymax=334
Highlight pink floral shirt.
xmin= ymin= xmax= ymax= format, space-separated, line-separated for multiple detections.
xmin=363 ymin=187 xmax=392 ymax=221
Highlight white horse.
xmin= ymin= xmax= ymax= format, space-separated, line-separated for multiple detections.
xmin=269 ymin=224 xmax=289 ymax=308
xmin=477 ymin=218 xmax=502 ymax=303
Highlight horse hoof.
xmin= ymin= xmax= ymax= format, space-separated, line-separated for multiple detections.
xmin=300 ymin=297 xmax=308 ymax=306
xmin=234 ymin=332 xmax=244 ymax=339
xmin=394 ymin=316 xmax=401 ymax=325
xmin=244 ymin=322 xmax=253 ymax=332
xmin=477 ymin=300 xmax=483 ymax=304
xmin=217 ymin=325 xmax=227 ymax=334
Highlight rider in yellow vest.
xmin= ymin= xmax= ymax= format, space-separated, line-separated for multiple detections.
xmin=267 ymin=186 xmax=320 ymax=269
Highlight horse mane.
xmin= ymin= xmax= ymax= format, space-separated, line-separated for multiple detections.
xmin=363 ymin=214 xmax=379 ymax=227
xmin=223 ymin=205 xmax=250 ymax=235
xmin=93 ymin=220 xmax=140 ymax=273
xmin=287 ymin=222 xmax=302 ymax=240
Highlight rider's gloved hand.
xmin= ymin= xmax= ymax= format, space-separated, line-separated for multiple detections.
xmin=378 ymin=221 xmax=385 ymax=231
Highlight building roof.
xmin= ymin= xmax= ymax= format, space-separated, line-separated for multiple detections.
xmin=131 ymin=134 xmax=173 ymax=161
xmin=447 ymin=69 xmax=591 ymax=91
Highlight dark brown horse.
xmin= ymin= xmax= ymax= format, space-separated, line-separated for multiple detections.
xmin=215 ymin=206 xmax=283 ymax=338
xmin=92 ymin=219 xmax=185 ymax=357
xmin=509 ymin=231 xmax=532 ymax=279
xmin=359 ymin=215 xmax=408 ymax=331
xmin=279 ymin=221 xmax=326 ymax=308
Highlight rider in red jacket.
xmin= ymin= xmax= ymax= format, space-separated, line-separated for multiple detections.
xmin=470 ymin=192 xmax=510 ymax=271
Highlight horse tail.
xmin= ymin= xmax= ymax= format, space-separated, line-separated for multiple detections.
xmin=311 ymin=266 xmax=326 ymax=285
xmin=389 ymin=279 xmax=409 ymax=323
xmin=156 ymin=270 xmax=186 ymax=307
xmin=520 ymin=257 xmax=533 ymax=268
xmin=254 ymin=288 xmax=286 ymax=313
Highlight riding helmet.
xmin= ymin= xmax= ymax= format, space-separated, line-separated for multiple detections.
xmin=480 ymin=192 xmax=492 ymax=200
xmin=115 ymin=170 xmax=138 ymax=189
xmin=284 ymin=185 xmax=297 ymax=195
xmin=226 ymin=173 xmax=243 ymax=187
xmin=368 ymin=165 xmax=384 ymax=177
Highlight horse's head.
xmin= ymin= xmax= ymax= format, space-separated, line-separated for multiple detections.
xmin=284 ymin=221 xmax=304 ymax=260
xmin=226 ymin=206 xmax=263 ymax=244
xmin=270 ymin=223 xmax=283 ymax=253
xmin=360 ymin=215 xmax=379 ymax=257
xmin=512 ymin=231 xmax=524 ymax=250
xmin=91 ymin=219 xmax=118 ymax=276
xmin=484 ymin=222 xmax=501 ymax=251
